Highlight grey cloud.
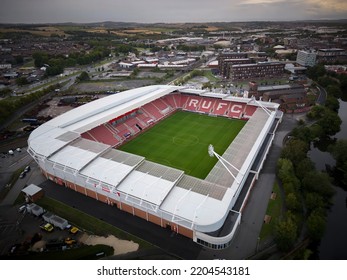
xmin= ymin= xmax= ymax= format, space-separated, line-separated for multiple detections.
xmin=0 ymin=0 xmax=345 ymax=23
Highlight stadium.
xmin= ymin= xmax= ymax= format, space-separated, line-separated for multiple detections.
xmin=28 ymin=85 xmax=282 ymax=250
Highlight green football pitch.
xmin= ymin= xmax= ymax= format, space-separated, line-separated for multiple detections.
xmin=119 ymin=111 xmax=246 ymax=179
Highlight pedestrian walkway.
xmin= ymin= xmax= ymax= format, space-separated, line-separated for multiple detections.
xmin=0 ymin=165 xmax=46 ymax=206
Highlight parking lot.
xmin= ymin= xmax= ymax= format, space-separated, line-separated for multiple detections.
xmin=0 ymin=203 xmax=81 ymax=257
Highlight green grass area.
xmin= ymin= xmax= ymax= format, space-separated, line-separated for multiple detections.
xmin=119 ymin=111 xmax=245 ymax=179
xmin=201 ymin=70 xmax=220 ymax=82
xmin=22 ymin=59 xmax=35 ymax=68
xmin=36 ymin=197 xmax=153 ymax=249
xmin=259 ymin=181 xmax=283 ymax=241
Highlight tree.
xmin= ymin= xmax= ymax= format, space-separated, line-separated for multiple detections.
xmin=76 ymin=71 xmax=90 ymax=82
xmin=274 ymin=215 xmax=298 ymax=252
xmin=286 ymin=192 xmax=301 ymax=212
xmin=281 ymin=139 xmax=309 ymax=166
xmin=307 ymin=105 xmax=325 ymax=120
xmin=307 ymin=210 xmax=326 ymax=241
xmin=45 ymin=64 xmax=64 ymax=76
xmin=326 ymin=84 xmax=342 ymax=98
xmin=277 ymin=158 xmax=301 ymax=190
xmin=291 ymin=126 xmax=314 ymax=143
xmin=33 ymin=52 xmax=49 ymax=68
xmin=14 ymin=55 xmax=24 ymax=65
xmin=0 ymin=87 xmax=12 ymax=98
xmin=305 ymin=192 xmax=326 ymax=214
xmin=317 ymin=76 xmax=338 ymax=88
xmin=306 ymin=64 xmax=326 ymax=80
xmin=308 ymin=124 xmax=324 ymax=139
xmin=317 ymin=109 xmax=341 ymax=136
xmin=202 ymin=82 xmax=212 ymax=90
xmin=325 ymin=95 xmax=340 ymax=112
xmin=329 ymin=139 xmax=347 ymax=184
xmin=282 ymin=181 xmax=296 ymax=194
xmin=302 ymin=171 xmax=334 ymax=198
xmin=277 ymin=158 xmax=294 ymax=180
xmin=329 ymin=139 xmax=347 ymax=166
xmin=16 ymin=76 xmax=29 ymax=86
xmin=295 ymin=158 xmax=315 ymax=180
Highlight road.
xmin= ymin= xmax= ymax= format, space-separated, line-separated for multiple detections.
xmin=316 ymin=85 xmax=327 ymax=105
xmin=0 ymin=148 xmax=33 ymax=193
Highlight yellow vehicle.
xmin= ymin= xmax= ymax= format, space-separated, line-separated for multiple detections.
xmin=69 ymin=226 xmax=79 ymax=234
xmin=64 ymin=237 xmax=76 ymax=245
xmin=40 ymin=223 xmax=54 ymax=232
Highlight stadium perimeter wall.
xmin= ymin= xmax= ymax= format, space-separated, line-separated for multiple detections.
xmin=39 ymin=167 xmax=195 ymax=239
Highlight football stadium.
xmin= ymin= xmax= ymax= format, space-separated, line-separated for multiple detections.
xmin=28 ymin=85 xmax=282 ymax=249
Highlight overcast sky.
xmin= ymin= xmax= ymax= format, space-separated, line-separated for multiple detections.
xmin=1 ymin=0 xmax=347 ymax=24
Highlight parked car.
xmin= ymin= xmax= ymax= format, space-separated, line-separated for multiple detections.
xmin=19 ymin=172 xmax=26 ymax=179
xmin=24 ymin=165 xmax=31 ymax=173
xmin=18 ymin=205 xmax=27 ymax=213
xmin=69 ymin=226 xmax=79 ymax=234
xmin=40 ymin=223 xmax=54 ymax=232
xmin=65 ymin=237 xmax=77 ymax=245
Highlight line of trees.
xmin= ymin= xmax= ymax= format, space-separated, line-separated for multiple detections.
xmin=0 ymin=84 xmax=60 ymax=126
xmin=174 ymin=69 xmax=205 ymax=85
xmin=33 ymin=47 xmax=110 ymax=77
xmin=275 ymin=139 xmax=334 ymax=252
xmin=274 ymin=63 xmax=346 ymax=253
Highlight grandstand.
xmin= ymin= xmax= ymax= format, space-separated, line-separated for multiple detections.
xmin=28 ymin=85 xmax=282 ymax=249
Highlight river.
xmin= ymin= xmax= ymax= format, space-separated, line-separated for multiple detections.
xmin=307 ymin=99 xmax=347 ymax=259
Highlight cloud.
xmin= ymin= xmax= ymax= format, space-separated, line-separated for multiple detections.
xmin=307 ymin=0 xmax=347 ymax=12
xmin=0 ymin=0 xmax=346 ymax=23
xmin=238 ymin=0 xmax=286 ymax=5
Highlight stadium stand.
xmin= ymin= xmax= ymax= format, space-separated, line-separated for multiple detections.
xmin=141 ymin=102 xmax=163 ymax=120
xmin=81 ymin=93 xmax=259 ymax=147
xmin=213 ymin=100 xmax=230 ymax=116
xmin=81 ymin=124 xmax=120 ymax=146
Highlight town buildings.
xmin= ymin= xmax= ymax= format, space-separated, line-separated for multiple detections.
xmin=296 ymin=50 xmax=317 ymax=67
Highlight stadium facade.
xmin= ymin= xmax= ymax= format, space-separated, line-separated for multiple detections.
xmin=28 ymin=85 xmax=282 ymax=249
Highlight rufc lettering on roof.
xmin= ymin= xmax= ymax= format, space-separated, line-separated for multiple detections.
xmin=187 ymin=98 xmax=243 ymax=113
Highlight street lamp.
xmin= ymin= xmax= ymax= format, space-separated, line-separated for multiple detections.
xmin=248 ymin=96 xmax=272 ymax=116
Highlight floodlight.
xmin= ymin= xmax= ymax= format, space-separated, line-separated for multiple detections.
xmin=208 ymin=144 xmax=215 ymax=158
xmin=208 ymin=143 xmax=241 ymax=184
xmin=247 ymin=95 xmax=271 ymax=116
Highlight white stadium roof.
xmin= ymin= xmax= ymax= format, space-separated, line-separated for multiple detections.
xmin=44 ymin=85 xmax=182 ymax=133
xmin=28 ymin=85 xmax=278 ymax=233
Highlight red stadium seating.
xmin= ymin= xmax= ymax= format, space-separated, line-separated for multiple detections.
xmin=164 ymin=94 xmax=180 ymax=109
xmin=82 ymin=124 xmax=121 ymax=146
xmin=213 ymin=100 xmax=230 ymax=116
xmin=141 ymin=102 xmax=164 ymax=120
xmin=243 ymin=105 xmax=257 ymax=118
xmin=227 ymin=102 xmax=245 ymax=118
xmin=81 ymin=93 xmax=258 ymax=147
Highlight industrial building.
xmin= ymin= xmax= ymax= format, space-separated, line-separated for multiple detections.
xmin=296 ymin=50 xmax=317 ymax=67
